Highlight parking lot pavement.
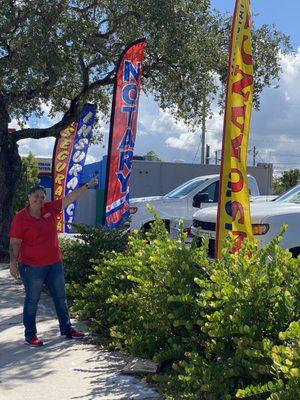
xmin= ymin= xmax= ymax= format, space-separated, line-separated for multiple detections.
xmin=0 ymin=264 xmax=160 ymax=400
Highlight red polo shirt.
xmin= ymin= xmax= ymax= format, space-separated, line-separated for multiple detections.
xmin=9 ymin=199 xmax=63 ymax=266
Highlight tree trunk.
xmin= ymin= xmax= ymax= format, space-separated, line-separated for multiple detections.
xmin=0 ymin=106 xmax=22 ymax=260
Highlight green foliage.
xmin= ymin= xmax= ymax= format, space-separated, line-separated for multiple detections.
xmin=236 ymin=322 xmax=300 ymax=399
xmin=0 ymin=0 xmax=292 ymax=253
xmin=172 ymin=229 xmax=300 ymax=399
xmin=60 ymin=223 xmax=129 ymax=299
xmin=71 ymin=217 xmax=210 ymax=353
xmin=66 ymin=216 xmax=300 ymax=399
xmin=144 ymin=150 xmax=162 ymax=161
xmin=273 ymin=170 xmax=300 ymax=195
xmin=0 ymin=1 xmax=291 ymax=124
xmin=273 ymin=176 xmax=284 ymax=196
xmin=13 ymin=152 xmax=39 ymax=211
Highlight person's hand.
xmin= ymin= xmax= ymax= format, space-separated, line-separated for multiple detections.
xmin=87 ymin=177 xmax=98 ymax=188
xmin=10 ymin=261 xmax=19 ymax=279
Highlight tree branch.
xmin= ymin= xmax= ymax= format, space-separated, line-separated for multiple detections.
xmin=143 ymin=56 xmax=165 ymax=78
xmin=12 ymin=72 xmax=115 ymax=142
xmin=12 ymin=98 xmax=81 ymax=142
xmin=7 ymin=78 xmax=53 ymax=104
xmin=80 ymin=57 xmax=89 ymax=91
xmin=87 ymin=74 xmax=115 ymax=91
xmin=86 ymin=43 xmax=121 ymax=69
xmin=88 ymin=11 xmax=141 ymax=41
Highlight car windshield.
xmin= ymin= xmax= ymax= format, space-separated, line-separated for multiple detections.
xmin=164 ymin=178 xmax=209 ymax=198
xmin=275 ymin=184 xmax=300 ymax=203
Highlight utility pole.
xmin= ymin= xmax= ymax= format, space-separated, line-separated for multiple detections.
xmin=205 ymin=145 xmax=210 ymax=164
xmin=215 ymin=150 xmax=218 ymax=165
xmin=253 ymin=146 xmax=258 ymax=166
xmin=201 ymin=98 xmax=206 ymax=164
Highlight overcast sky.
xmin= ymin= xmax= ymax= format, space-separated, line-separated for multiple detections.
xmin=14 ymin=1 xmax=300 ymax=173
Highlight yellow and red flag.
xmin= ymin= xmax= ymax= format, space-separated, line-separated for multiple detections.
xmin=215 ymin=0 xmax=254 ymax=258
xmin=52 ymin=104 xmax=96 ymax=233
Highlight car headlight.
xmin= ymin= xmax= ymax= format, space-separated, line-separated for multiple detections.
xmin=252 ymin=224 xmax=269 ymax=235
xmin=129 ymin=206 xmax=138 ymax=215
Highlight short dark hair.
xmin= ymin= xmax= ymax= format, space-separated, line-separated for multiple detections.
xmin=28 ymin=184 xmax=46 ymax=195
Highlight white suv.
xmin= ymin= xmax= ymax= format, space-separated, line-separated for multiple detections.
xmin=191 ymin=183 xmax=300 ymax=257
xmin=129 ymin=174 xmax=261 ymax=237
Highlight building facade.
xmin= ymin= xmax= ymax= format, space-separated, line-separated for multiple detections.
xmin=36 ymin=157 xmax=273 ymax=228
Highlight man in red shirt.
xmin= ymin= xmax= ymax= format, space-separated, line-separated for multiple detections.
xmin=9 ymin=177 xmax=97 ymax=346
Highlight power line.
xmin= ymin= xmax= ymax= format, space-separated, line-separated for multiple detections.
xmin=250 ymin=138 xmax=300 ymax=143
xmin=271 ymin=162 xmax=300 ymax=165
xmin=266 ymin=153 xmax=300 ymax=158
xmin=192 ymin=140 xmax=201 ymax=163
xmin=256 ymin=153 xmax=267 ymax=164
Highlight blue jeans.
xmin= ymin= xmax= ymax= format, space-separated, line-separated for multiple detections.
xmin=18 ymin=261 xmax=71 ymax=340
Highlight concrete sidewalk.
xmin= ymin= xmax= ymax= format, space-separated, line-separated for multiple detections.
xmin=0 ymin=264 xmax=160 ymax=400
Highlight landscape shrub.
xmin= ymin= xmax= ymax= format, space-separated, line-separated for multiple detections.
xmin=166 ymin=228 xmax=300 ymax=399
xmin=59 ymin=223 xmax=128 ymax=298
xmin=236 ymin=321 xmax=300 ymax=399
xmin=69 ymin=216 xmax=300 ymax=399
xmin=71 ymin=216 xmax=210 ymax=355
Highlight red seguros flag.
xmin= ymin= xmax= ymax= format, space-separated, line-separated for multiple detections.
xmin=103 ymin=39 xmax=146 ymax=228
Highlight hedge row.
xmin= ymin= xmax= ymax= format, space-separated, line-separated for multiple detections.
xmin=61 ymin=219 xmax=300 ymax=399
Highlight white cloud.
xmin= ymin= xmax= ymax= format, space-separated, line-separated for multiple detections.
xmin=250 ymin=48 xmax=300 ymax=171
xmin=39 ymin=101 xmax=64 ymax=124
xmin=160 ymin=104 xmax=223 ymax=164
xmin=9 ymin=118 xmax=30 ymax=130
xmin=18 ymin=137 xmax=56 ymax=157
xmin=165 ymin=131 xmax=196 ymax=149
xmin=13 ymin=49 xmax=300 ymax=170
xmin=150 ymin=48 xmax=300 ymax=168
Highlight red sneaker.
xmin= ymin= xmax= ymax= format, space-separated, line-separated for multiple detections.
xmin=66 ymin=328 xmax=85 ymax=339
xmin=25 ymin=337 xmax=43 ymax=347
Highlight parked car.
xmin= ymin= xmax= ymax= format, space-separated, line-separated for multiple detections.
xmin=129 ymin=174 xmax=264 ymax=237
xmin=190 ymin=183 xmax=300 ymax=257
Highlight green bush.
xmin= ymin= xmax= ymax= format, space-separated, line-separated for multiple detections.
xmin=71 ymin=217 xmax=210 ymax=354
xmin=60 ymin=223 xmax=128 ymax=298
xmin=169 ymin=229 xmax=300 ymax=399
xmin=69 ymin=217 xmax=300 ymax=399
xmin=236 ymin=321 xmax=300 ymax=399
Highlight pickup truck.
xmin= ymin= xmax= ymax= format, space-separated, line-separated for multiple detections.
xmin=190 ymin=183 xmax=300 ymax=257
xmin=129 ymin=174 xmax=264 ymax=236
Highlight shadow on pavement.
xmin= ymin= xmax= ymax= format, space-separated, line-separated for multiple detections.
xmin=0 ymin=264 xmax=160 ymax=399
xmin=0 ymin=327 xmax=85 ymax=390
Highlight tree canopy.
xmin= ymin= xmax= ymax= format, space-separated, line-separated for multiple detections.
xmin=0 ymin=0 xmax=291 ymax=255
xmin=273 ymin=169 xmax=300 ymax=195
xmin=1 ymin=0 xmax=290 ymax=135
xmin=145 ymin=150 xmax=162 ymax=162
xmin=13 ymin=152 xmax=39 ymax=211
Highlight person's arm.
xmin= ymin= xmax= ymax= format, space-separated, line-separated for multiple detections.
xmin=9 ymin=238 xmax=22 ymax=279
xmin=62 ymin=177 xmax=98 ymax=209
